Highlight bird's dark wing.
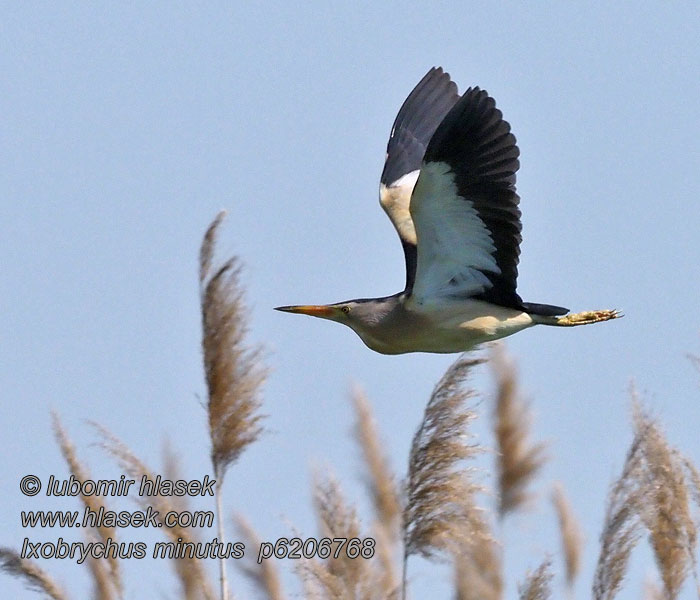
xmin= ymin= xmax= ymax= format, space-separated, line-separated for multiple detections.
xmin=380 ymin=67 xmax=460 ymax=187
xmin=408 ymin=87 xmax=524 ymax=309
xmin=379 ymin=67 xmax=460 ymax=293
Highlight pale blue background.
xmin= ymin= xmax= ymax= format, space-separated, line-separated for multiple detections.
xmin=2 ymin=3 xmax=699 ymax=599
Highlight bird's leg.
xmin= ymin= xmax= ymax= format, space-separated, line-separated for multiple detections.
xmin=544 ymin=309 xmax=622 ymax=327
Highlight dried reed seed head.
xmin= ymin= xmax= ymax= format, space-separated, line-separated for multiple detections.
xmin=490 ymin=344 xmax=546 ymax=517
xmin=52 ymin=413 xmax=122 ymax=597
xmin=92 ymin=422 xmax=216 ymax=600
xmin=371 ymin=522 xmax=401 ymax=599
xmin=160 ymin=443 xmax=215 ymax=600
xmin=199 ymin=209 xmax=227 ymax=285
xmin=85 ymin=547 xmax=117 ymax=600
xmin=299 ymin=556 xmax=395 ymax=600
xmin=313 ymin=473 xmax=363 ymax=586
xmin=199 ymin=214 xmax=267 ymax=478
xmin=297 ymin=548 xmax=381 ymax=600
xmin=90 ymin=420 xmax=152 ymax=481
xmin=683 ymin=458 xmax=700 ymax=508
xmin=632 ymin=402 xmax=697 ymax=600
xmin=173 ymin=556 xmax=210 ymax=600
xmin=454 ymin=557 xmax=500 ymax=600
xmin=518 ymin=559 xmax=553 ymax=600
xmin=592 ymin=396 xmax=699 ymax=600
xmin=313 ymin=473 xmax=361 ymax=539
xmin=404 ymin=356 xmax=486 ymax=560
xmin=297 ymin=559 xmax=348 ymax=600
xmin=351 ymin=387 xmax=401 ymax=528
xmin=236 ymin=517 xmax=285 ymax=600
xmin=452 ymin=513 xmax=503 ymax=600
xmin=551 ymin=483 xmax=583 ymax=587
xmin=310 ymin=473 xmax=395 ymax=599
xmin=0 ymin=548 xmax=68 ymax=600
xmin=161 ymin=441 xmax=194 ymax=515
xmin=333 ymin=397 xmax=404 ymax=597
xmin=592 ymin=435 xmax=645 ymax=600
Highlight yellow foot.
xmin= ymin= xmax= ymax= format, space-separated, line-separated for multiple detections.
xmin=554 ymin=309 xmax=623 ymax=327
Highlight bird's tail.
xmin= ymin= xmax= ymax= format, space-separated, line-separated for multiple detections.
xmin=522 ymin=302 xmax=569 ymax=316
xmin=532 ymin=309 xmax=622 ymax=327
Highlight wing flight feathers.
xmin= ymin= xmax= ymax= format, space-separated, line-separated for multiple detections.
xmin=379 ymin=67 xmax=460 ymax=292
xmin=409 ymin=87 xmax=524 ymax=308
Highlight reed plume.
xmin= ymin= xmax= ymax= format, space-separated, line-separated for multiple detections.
xmin=352 ymin=387 xmax=401 ymax=597
xmin=490 ymin=345 xmax=546 ymax=517
xmin=552 ymin=483 xmax=583 ymax=588
xmin=162 ymin=443 xmax=214 ymax=600
xmin=312 ymin=473 xmax=365 ymax=596
xmin=631 ymin=400 xmax=697 ymax=600
xmin=404 ymin=356 xmax=484 ymax=557
xmin=517 ymin=559 xmax=553 ymax=600
xmin=200 ymin=211 xmax=266 ymax=479
xmin=93 ymin=422 xmax=216 ymax=600
xmin=352 ymin=387 xmax=401 ymax=531
xmin=200 ymin=211 xmax=267 ymax=600
xmin=86 ymin=551 xmax=117 ymax=600
xmin=0 ymin=549 xmax=67 ymax=600
xmin=403 ymin=355 xmax=489 ymax=600
xmin=296 ymin=472 xmax=394 ymax=600
xmin=236 ymin=517 xmax=286 ymax=600
xmin=593 ymin=394 xmax=700 ymax=600
xmin=452 ymin=513 xmax=503 ymax=600
xmin=683 ymin=458 xmax=700 ymax=508
xmin=52 ymin=412 xmax=122 ymax=599
xmin=370 ymin=522 xmax=401 ymax=600
xmin=592 ymin=429 xmax=645 ymax=600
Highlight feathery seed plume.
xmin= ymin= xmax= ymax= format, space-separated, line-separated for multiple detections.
xmin=52 ymin=412 xmax=122 ymax=599
xmin=490 ymin=345 xmax=546 ymax=517
xmin=236 ymin=517 xmax=285 ymax=600
xmin=518 ymin=559 xmax=553 ymax=600
xmin=0 ymin=549 xmax=67 ymax=600
xmin=552 ymin=483 xmax=583 ymax=588
xmin=200 ymin=211 xmax=267 ymax=479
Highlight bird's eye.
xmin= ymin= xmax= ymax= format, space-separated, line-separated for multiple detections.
xmin=341 ymin=306 xmax=351 ymax=314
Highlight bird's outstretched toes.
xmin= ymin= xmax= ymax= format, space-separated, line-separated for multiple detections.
xmin=548 ymin=309 xmax=623 ymax=327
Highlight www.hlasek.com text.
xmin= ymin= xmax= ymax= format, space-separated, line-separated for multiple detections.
xmin=22 ymin=504 xmax=214 ymax=529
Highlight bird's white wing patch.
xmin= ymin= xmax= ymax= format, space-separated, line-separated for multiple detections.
xmin=409 ymin=161 xmax=500 ymax=304
xmin=379 ymin=170 xmax=419 ymax=245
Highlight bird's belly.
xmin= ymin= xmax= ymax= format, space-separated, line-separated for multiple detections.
xmin=361 ymin=301 xmax=535 ymax=354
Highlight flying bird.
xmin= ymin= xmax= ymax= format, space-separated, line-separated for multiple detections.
xmin=276 ymin=67 xmax=619 ymax=354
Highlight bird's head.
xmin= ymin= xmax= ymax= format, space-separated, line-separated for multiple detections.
xmin=275 ymin=301 xmax=359 ymax=325
xmin=275 ymin=297 xmax=397 ymax=333
xmin=276 ymin=296 xmax=403 ymax=354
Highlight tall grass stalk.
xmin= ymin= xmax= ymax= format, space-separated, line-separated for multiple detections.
xmin=199 ymin=211 xmax=267 ymax=600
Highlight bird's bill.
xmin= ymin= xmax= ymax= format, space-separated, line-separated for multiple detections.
xmin=274 ymin=304 xmax=337 ymax=318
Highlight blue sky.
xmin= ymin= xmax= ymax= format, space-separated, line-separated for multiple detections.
xmin=2 ymin=3 xmax=700 ymax=599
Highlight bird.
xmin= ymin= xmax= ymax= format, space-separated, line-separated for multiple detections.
xmin=276 ymin=67 xmax=620 ymax=354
